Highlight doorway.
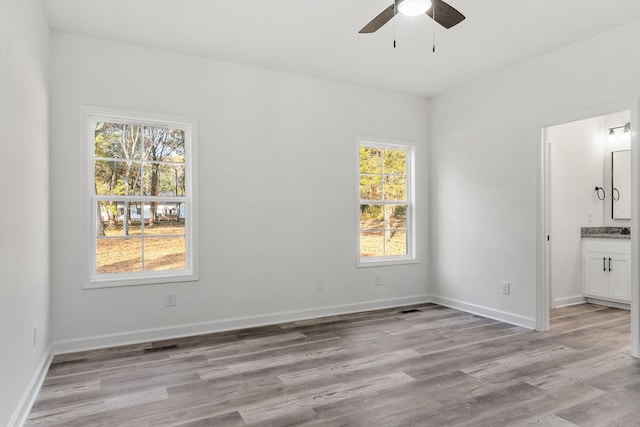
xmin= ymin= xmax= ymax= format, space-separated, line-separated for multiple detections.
xmin=538 ymin=101 xmax=639 ymax=358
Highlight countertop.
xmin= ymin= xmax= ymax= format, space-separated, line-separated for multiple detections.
xmin=581 ymin=226 xmax=631 ymax=240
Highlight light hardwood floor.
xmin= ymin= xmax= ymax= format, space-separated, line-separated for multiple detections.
xmin=26 ymin=303 xmax=638 ymax=426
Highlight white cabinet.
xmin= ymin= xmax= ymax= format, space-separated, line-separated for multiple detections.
xmin=582 ymin=238 xmax=631 ymax=303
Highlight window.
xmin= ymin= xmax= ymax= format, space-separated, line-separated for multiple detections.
xmin=358 ymin=141 xmax=415 ymax=266
xmin=85 ymin=107 xmax=197 ymax=287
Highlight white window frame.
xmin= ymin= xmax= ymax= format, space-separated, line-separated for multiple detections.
xmin=357 ymin=138 xmax=417 ymax=267
xmin=83 ymin=106 xmax=199 ymax=288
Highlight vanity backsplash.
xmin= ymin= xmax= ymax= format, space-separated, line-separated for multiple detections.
xmin=581 ymin=226 xmax=631 ymax=239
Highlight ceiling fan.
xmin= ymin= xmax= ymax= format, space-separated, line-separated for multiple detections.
xmin=359 ymin=0 xmax=465 ymax=33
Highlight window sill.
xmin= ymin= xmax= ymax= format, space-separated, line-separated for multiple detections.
xmin=84 ymin=271 xmax=199 ymax=289
xmin=356 ymin=257 xmax=419 ymax=268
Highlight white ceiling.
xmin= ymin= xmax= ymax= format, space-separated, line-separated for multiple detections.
xmin=43 ymin=0 xmax=640 ymax=97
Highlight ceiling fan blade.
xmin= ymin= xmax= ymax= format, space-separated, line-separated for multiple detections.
xmin=426 ymin=0 xmax=465 ymax=29
xmin=359 ymin=4 xmax=396 ymax=33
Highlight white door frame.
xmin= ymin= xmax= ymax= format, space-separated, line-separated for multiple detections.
xmin=536 ymin=99 xmax=640 ymax=358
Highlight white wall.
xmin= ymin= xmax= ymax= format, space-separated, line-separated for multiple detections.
xmin=548 ymin=116 xmax=605 ymax=307
xmin=0 ymin=0 xmax=51 ymax=425
xmin=50 ymin=32 xmax=430 ymax=350
xmin=429 ymin=19 xmax=640 ymax=326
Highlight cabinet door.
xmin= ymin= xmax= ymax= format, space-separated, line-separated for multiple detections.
xmin=583 ymin=251 xmax=609 ymax=299
xmin=608 ymin=253 xmax=631 ymax=302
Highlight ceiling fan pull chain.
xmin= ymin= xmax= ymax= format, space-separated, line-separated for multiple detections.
xmin=394 ymin=3 xmax=397 ymax=48
xmin=432 ymin=3 xmax=436 ymax=52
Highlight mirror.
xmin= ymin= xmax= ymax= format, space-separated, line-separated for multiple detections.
xmin=612 ymin=149 xmax=631 ymax=219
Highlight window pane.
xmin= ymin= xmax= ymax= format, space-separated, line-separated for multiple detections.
xmin=385 ymin=229 xmax=407 ymax=256
xmin=95 ymin=122 xmax=142 ymax=161
xmin=383 ymin=176 xmax=406 ymax=201
xmin=143 ymin=127 xmax=185 ymax=163
xmin=360 ymin=204 xmax=384 ymax=231
xmin=360 ymin=231 xmax=384 ymax=257
xmin=98 ymin=202 xmax=124 ymax=236
xmin=94 ymin=160 xmax=118 ymax=195
xmin=145 ymin=202 xmax=185 ymax=235
xmin=98 ymin=202 xmax=118 ymax=235
xmin=360 ymin=175 xmax=382 ymax=200
xmin=96 ymin=237 xmax=142 ymax=274
xmin=384 ymin=149 xmax=406 ymax=174
xmin=97 ymin=201 xmax=145 ymax=236
xmin=359 ymin=147 xmax=382 ymax=174
xmin=95 ymin=161 xmax=142 ymax=196
xmin=386 ymin=204 xmax=407 ymax=230
xmin=144 ymin=237 xmax=186 ymax=271
xmin=143 ymin=163 xmax=186 ymax=196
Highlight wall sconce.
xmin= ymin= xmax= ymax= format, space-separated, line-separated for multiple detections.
xmin=609 ymin=122 xmax=631 ymax=136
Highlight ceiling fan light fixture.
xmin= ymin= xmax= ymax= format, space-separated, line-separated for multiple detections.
xmin=397 ymin=0 xmax=432 ymax=17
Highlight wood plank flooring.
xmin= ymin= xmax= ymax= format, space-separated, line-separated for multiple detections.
xmin=26 ymin=303 xmax=638 ymax=426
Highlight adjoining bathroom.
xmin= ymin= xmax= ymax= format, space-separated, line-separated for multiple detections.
xmin=548 ymin=110 xmax=632 ymax=330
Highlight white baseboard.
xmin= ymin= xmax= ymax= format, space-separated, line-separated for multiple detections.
xmin=585 ymin=297 xmax=631 ymax=310
xmin=553 ymin=295 xmax=586 ymax=308
xmin=429 ymin=295 xmax=535 ymax=329
xmin=53 ymin=295 xmax=431 ymax=355
xmin=9 ymin=347 xmax=53 ymax=427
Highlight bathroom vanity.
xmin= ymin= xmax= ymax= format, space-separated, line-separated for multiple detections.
xmin=582 ymin=227 xmax=631 ymax=307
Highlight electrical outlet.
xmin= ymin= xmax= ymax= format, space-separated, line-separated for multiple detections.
xmin=316 ymin=280 xmax=325 ymax=292
xmin=501 ymin=281 xmax=511 ymax=295
xmin=165 ymin=292 xmax=177 ymax=307
xmin=375 ymin=275 xmax=382 ymax=286
xmin=33 ymin=324 xmax=37 ymax=347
